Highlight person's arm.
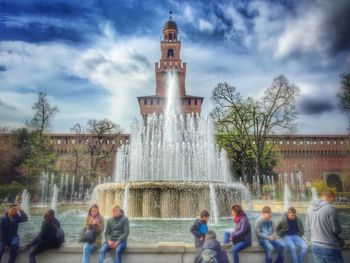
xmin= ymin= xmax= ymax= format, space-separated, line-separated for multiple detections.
xmin=330 ymin=207 xmax=342 ymax=235
xmin=0 ymin=217 xmax=7 ymax=244
xmin=231 ymin=217 xmax=249 ymax=239
xmin=255 ymin=219 xmax=269 ymax=240
xmin=104 ymin=220 xmax=111 ymax=241
xmin=298 ymin=218 xmax=305 ymax=236
xmin=190 ymin=221 xmax=202 ymax=238
xmin=275 ymin=217 xmax=284 ymax=237
xmin=118 ymin=217 xmax=129 ymax=242
xmin=19 ymin=209 xmax=28 ymax=223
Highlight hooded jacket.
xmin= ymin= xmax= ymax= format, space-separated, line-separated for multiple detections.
xmin=307 ymin=199 xmax=342 ymax=249
xmin=194 ymin=239 xmax=229 ymax=263
xmin=230 ymin=213 xmax=252 ymax=245
xmin=276 ymin=213 xmax=304 ymax=237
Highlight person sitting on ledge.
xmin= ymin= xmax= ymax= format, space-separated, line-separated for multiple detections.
xmin=99 ymin=205 xmax=129 ymax=263
xmin=81 ymin=204 xmax=104 ymax=263
xmin=21 ymin=209 xmax=64 ymax=263
xmin=194 ymin=230 xmax=229 ymax=263
xmin=276 ymin=207 xmax=308 ymax=263
xmin=0 ymin=204 xmax=28 ymax=263
xmin=190 ymin=210 xmax=210 ymax=249
xmin=255 ymin=206 xmax=285 ymax=263
xmin=223 ymin=204 xmax=252 ymax=263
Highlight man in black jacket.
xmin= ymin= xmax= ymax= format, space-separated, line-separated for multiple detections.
xmin=0 ymin=204 xmax=28 ymax=263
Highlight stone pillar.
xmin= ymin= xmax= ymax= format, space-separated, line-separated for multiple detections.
xmin=129 ymin=188 xmax=143 ymax=218
xmin=198 ymin=187 xmax=210 ymax=214
xmin=105 ymin=191 xmax=115 ymax=218
xmin=160 ymin=188 xmax=179 ymax=218
xmin=179 ymin=189 xmax=198 ymax=218
xmin=142 ymin=188 xmax=160 ymax=218
xmin=114 ymin=189 xmax=123 ymax=207
xmin=99 ymin=191 xmax=107 ymax=216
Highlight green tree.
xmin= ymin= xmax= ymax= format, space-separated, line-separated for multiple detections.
xmin=211 ymin=75 xmax=299 ymax=182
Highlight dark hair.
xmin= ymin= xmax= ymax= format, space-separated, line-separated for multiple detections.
xmin=44 ymin=209 xmax=55 ymax=221
xmin=200 ymin=210 xmax=210 ymax=218
xmin=88 ymin=204 xmax=100 ymax=217
xmin=9 ymin=204 xmax=17 ymax=209
xmin=262 ymin=206 xmax=271 ymax=213
xmin=231 ymin=204 xmax=244 ymax=216
xmin=288 ymin=207 xmax=297 ymax=214
xmin=205 ymin=230 xmax=217 ymax=240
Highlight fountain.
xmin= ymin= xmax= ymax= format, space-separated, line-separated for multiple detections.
xmin=50 ymin=184 xmax=59 ymax=214
xmin=284 ymin=183 xmax=291 ymax=211
xmin=21 ymin=189 xmax=30 ymax=216
xmin=96 ymin=71 xmax=246 ymax=218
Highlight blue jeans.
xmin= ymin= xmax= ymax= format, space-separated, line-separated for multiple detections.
xmin=82 ymin=243 xmax=95 ymax=263
xmin=0 ymin=235 xmax=20 ymax=263
xmin=283 ymin=235 xmax=308 ymax=263
xmin=259 ymin=239 xmax=285 ymax=263
xmin=232 ymin=241 xmax=251 ymax=263
xmin=312 ymin=245 xmax=343 ymax=263
xmin=98 ymin=241 xmax=127 ymax=263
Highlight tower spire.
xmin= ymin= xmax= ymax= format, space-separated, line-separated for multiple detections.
xmin=169 ymin=11 xmax=173 ymax=20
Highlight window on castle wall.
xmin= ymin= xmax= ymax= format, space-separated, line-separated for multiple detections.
xmin=72 ymin=139 xmax=75 ymax=145
xmin=157 ymin=98 xmax=160 ymax=105
xmin=195 ymin=99 xmax=197 ymax=105
xmin=57 ymin=140 xmax=61 ymax=145
xmin=169 ymin=33 xmax=173 ymax=40
xmin=293 ymin=141 xmax=296 ymax=144
xmin=334 ymin=141 xmax=337 ymax=144
xmin=327 ymin=141 xmax=330 ymax=144
xmin=279 ymin=141 xmax=283 ymax=144
xmin=188 ymin=98 xmax=191 ymax=105
xmin=151 ymin=98 xmax=153 ymax=105
xmin=341 ymin=141 xmax=344 ymax=144
xmin=144 ymin=99 xmax=147 ymax=105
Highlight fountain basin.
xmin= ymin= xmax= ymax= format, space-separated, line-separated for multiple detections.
xmin=95 ymin=181 xmax=242 ymax=218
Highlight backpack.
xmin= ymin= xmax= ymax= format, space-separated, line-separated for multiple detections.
xmin=53 ymin=224 xmax=65 ymax=245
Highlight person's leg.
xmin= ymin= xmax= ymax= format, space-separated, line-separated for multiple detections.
xmin=82 ymin=243 xmax=94 ymax=263
xmin=312 ymin=245 xmax=327 ymax=263
xmin=8 ymin=235 xmax=19 ymax=263
xmin=28 ymin=243 xmax=48 ymax=263
xmin=292 ymin=236 xmax=308 ymax=263
xmin=323 ymin=248 xmax=344 ymax=263
xmin=259 ymin=239 xmax=274 ymax=263
xmin=232 ymin=241 xmax=251 ymax=263
xmin=284 ymin=236 xmax=297 ymax=263
xmin=114 ymin=241 xmax=126 ymax=263
xmin=224 ymin=231 xmax=231 ymax=244
xmin=0 ymin=241 xmax=4 ymax=262
xmin=271 ymin=239 xmax=285 ymax=263
xmin=98 ymin=242 xmax=110 ymax=263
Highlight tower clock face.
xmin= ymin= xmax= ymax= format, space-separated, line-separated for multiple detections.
xmin=167 ymin=48 xmax=174 ymax=58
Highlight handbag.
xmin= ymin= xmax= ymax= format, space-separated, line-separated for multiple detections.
xmin=53 ymin=224 xmax=65 ymax=245
xmin=79 ymin=227 xmax=96 ymax=243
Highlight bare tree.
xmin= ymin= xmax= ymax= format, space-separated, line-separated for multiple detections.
xmin=337 ymin=73 xmax=350 ymax=133
xmin=71 ymin=119 xmax=122 ymax=179
xmin=27 ymin=92 xmax=59 ymax=135
xmin=211 ymin=75 xmax=299 ymax=179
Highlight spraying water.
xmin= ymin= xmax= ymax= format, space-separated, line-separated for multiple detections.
xmin=21 ymin=189 xmax=30 ymax=216
xmin=123 ymin=184 xmax=130 ymax=217
xmin=284 ymin=183 xmax=291 ymax=211
xmin=209 ymin=184 xmax=219 ymax=224
xmin=50 ymin=184 xmax=59 ymax=214
xmin=311 ymin=187 xmax=318 ymax=201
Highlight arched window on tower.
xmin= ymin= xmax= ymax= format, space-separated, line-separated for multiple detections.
xmin=167 ymin=48 xmax=174 ymax=58
xmin=169 ymin=33 xmax=173 ymax=40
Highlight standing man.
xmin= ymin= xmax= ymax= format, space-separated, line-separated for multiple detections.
xmin=99 ymin=205 xmax=129 ymax=263
xmin=0 ymin=204 xmax=28 ymax=263
xmin=276 ymin=207 xmax=308 ymax=263
xmin=307 ymin=190 xmax=344 ymax=263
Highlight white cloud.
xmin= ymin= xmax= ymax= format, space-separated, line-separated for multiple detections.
xmin=198 ymin=19 xmax=214 ymax=33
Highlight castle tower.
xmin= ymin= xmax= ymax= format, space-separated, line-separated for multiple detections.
xmin=138 ymin=13 xmax=204 ymax=116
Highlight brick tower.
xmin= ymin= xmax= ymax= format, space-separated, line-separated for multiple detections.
xmin=138 ymin=13 xmax=204 ymax=116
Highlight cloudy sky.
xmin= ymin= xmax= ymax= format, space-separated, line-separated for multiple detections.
xmin=0 ymin=0 xmax=349 ymax=134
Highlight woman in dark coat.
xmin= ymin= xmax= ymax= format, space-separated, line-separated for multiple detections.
xmin=223 ymin=205 xmax=252 ymax=263
xmin=24 ymin=209 xmax=64 ymax=263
